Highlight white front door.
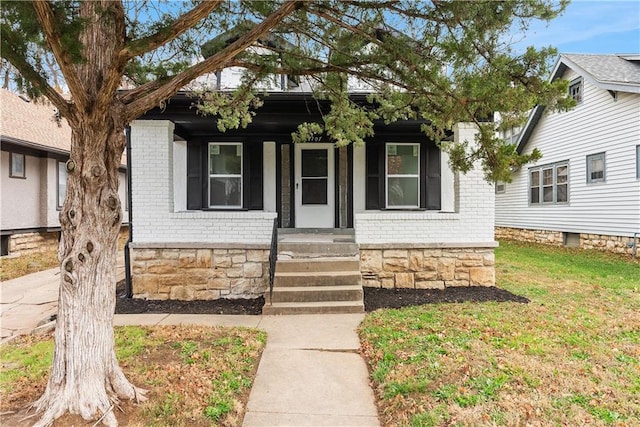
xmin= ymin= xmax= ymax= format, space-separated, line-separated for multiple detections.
xmin=294 ymin=143 xmax=335 ymax=228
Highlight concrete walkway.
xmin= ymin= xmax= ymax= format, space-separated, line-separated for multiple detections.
xmin=1 ymin=267 xmax=380 ymax=426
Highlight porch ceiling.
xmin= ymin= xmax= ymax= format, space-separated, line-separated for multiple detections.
xmin=136 ymin=92 xmax=431 ymax=139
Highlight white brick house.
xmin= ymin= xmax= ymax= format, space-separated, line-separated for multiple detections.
xmin=128 ymin=94 xmax=497 ymax=300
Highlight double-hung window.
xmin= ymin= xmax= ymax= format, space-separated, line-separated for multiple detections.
xmin=586 ymin=152 xmax=605 ymax=183
xmin=530 ymin=161 xmax=568 ymax=205
xmin=386 ymin=143 xmax=420 ymax=208
xmin=208 ymin=143 xmax=242 ymax=208
xmin=365 ymin=141 xmax=440 ymax=210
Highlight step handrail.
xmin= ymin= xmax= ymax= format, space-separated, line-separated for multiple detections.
xmin=268 ymin=217 xmax=278 ymax=304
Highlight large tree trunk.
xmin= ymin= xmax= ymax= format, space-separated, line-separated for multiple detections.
xmin=29 ymin=2 xmax=143 ymax=425
xmin=31 ymin=117 xmax=145 ymax=427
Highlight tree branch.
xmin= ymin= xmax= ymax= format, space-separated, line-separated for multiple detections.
xmin=121 ymin=0 xmax=223 ymax=60
xmin=123 ymin=0 xmax=303 ymax=121
xmin=0 ymin=28 xmax=73 ymax=119
xmin=32 ymin=0 xmax=88 ymax=111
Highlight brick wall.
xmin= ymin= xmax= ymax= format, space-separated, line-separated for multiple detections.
xmin=355 ymin=123 xmax=495 ymax=245
xmin=130 ymin=120 xmax=277 ymax=244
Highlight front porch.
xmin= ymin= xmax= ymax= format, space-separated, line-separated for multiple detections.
xmin=265 ymin=228 xmax=364 ymax=315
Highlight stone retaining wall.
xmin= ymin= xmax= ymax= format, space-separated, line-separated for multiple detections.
xmin=131 ymin=246 xmax=270 ymax=300
xmin=360 ymin=247 xmax=495 ymax=289
xmin=496 ymin=227 xmax=635 ymax=255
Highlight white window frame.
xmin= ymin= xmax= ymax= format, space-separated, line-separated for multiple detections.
xmin=385 ymin=142 xmax=420 ymax=209
xmin=57 ymin=161 xmax=67 ymax=209
xmin=569 ymin=78 xmax=583 ymax=104
xmin=208 ymin=142 xmax=243 ymax=209
xmin=495 ymin=181 xmax=506 ymax=194
xmin=529 ymin=161 xmax=569 ymax=205
xmin=586 ymin=152 xmax=606 ymax=184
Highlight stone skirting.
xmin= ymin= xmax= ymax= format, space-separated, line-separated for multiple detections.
xmin=4 ymin=225 xmax=130 ymax=257
xmin=495 ymin=227 xmax=563 ymax=246
xmin=131 ymin=246 xmax=270 ymax=300
xmin=580 ymin=233 xmax=635 ymax=254
xmin=360 ymin=247 xmax=495 ymax=289
xmin=7 ymin=231 xmax=59 ymax=257
xmin=496 ymin=227 xmax=635 ymax=255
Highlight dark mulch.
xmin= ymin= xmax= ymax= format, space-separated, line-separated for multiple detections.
xmin=363 ymin=286 xmax=529 ymax=311
xmin=115 ymin=280 xmax=528 ymax=315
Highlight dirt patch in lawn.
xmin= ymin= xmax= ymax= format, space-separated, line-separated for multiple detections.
xmin=115 ymin=280 xmax=528 ymax=315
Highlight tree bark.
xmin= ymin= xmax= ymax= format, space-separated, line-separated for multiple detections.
xmin=31 ymin=113 xmax=145 ymax=427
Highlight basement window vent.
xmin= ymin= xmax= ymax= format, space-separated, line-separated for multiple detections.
xmin=563 ymin=232 xmax=580 ymax=248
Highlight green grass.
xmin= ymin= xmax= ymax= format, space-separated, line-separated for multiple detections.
xmin=1 ymin=325 xmax=266 ymax=426
xmin=360 ymin=241 xmax=640 ymax=426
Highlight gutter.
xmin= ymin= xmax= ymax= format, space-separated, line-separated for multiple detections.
xmin=124 ymin=126 xmax=133 ymax=298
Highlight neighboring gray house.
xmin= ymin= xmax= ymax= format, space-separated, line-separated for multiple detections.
xmin=495 ymin=54 xmax=640 ymax=254
xmin=0 ymin=89 xmax=128 ymax=256
xmin=126 ymin=36 xmax=497 ymax=313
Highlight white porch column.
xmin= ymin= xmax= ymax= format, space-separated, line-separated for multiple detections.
xmin=353 ymin=143 xmax=366 ymax=213
xmin=263 ymin=141 xmax=277 ymax=212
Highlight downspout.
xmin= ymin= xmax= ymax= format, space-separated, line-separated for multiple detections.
xmin=124 ymin=126 xmax=133 ymax=298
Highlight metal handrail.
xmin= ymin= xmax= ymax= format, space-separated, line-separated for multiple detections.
xmin=268 ymin=217 xmax=278 ymax=304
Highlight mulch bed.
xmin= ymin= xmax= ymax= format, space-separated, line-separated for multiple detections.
xmin=115 ymin=281 xmax=528 ymax=315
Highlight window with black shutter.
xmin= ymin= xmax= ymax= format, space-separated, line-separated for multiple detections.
xmin=186 ymin=140 xmax=263 ymax=210
xmin=365 ymin=141 xmax=441 ymax=210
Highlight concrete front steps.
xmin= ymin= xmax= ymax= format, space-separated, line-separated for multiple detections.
xmin=263 ymin=230 xmax=364 ymax=315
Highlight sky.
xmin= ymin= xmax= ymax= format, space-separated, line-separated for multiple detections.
xmin=513 ymin=0 xmax=640 ymax=54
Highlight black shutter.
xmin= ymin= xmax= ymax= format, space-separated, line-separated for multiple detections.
xmin=425 ymin=142 xmax=441 ymax=210
xmin=245 ymin=142 xmax=263 ymax=210
xmin=187 ymin=141 xmax=203 ymax=209
xmin=365 ymin=143 xmax=384 ymax=210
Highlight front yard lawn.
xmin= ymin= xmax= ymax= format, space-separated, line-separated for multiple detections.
xmin=1 ymin=325 xmax=266 ymax=426
xmin=360 ymin=241 xmax=640 ymax=426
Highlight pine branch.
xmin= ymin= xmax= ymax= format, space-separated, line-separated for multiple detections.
xmin=0 ymin=27 xmax=72 ymax=119
xmin=123 ymin=0 xmax=303 ymax=121
xmin=121 ymin=0 xmax=223 ymax=60
xmin=32 ymin=0 xmax=88 ymax=112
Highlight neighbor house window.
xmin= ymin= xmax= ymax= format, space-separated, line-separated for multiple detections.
xmin=569 ymin=78 xmax=582 ymax=103
xmin=530 ymin=161 xmax=568 ymax=204
xmin=586 ymin=152 xmax=605 ymax=183
xmin=495 ymin=182 xmax=506 ymax=194
xmin=57 ymin=161 xmax=67 ymax=209
xmin=208 ymin=142 xmax=242 ymax=208
xmin=636 ymin=145 xmax=640 ymax=179
xmin=386 ymin=143 xmax=420 ymax=208
xmin=9 ymin=153 xmax=25 ymax=178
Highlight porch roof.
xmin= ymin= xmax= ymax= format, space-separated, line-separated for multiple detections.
xmin=136 ymin=91 xmax=432 ymax=139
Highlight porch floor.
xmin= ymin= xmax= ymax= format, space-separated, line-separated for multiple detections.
xmin=277 ymin=228 xmax=355 ymax=243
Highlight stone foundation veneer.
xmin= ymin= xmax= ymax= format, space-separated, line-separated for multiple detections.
xmin=496 ymin=227 xmax=635 ymax=255
xmin=7 ymin=231 xmax=59 ymax=257
xmin=131 ymin=244 xmax=270 ymax=300
xmin=360 ymin=244 xmax=496 ymax=289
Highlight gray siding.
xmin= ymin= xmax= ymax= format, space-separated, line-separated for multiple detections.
xmin=496 ymin=69 xmax=640 ymax=237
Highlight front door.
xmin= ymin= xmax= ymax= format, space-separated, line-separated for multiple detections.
xmin=294 ymin=143 xmax=335 ymax=228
